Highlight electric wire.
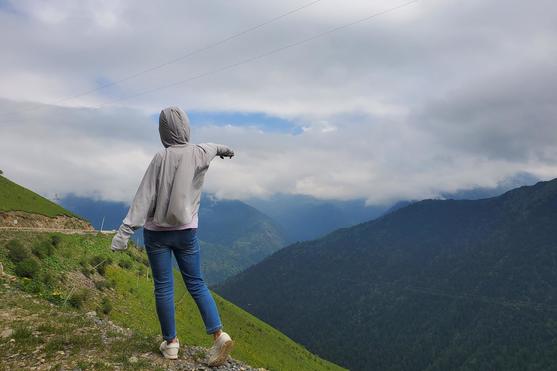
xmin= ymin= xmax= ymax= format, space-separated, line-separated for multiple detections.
xmin=0 ymin=0 xmax=324 ymax=121
xmin=112 ymin=0 xmax=419 ymax=104
xmin=0 ymin=0 xmax=418 ymax=125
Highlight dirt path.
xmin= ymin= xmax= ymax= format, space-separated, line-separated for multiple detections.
xmin=0 ymin=226 xmax=108 ymax=235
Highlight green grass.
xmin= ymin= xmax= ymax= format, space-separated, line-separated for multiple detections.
xmin=0 ymin=176 xmax=78 ymax=217
xmin=0 ymin=232 xmax=345 ymax=371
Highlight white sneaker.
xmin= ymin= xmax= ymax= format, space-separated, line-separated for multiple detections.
xmin=207 ymin=332 xmax=234 ymax=367
xmin=159 ymin=339 xmax=180 ymax=360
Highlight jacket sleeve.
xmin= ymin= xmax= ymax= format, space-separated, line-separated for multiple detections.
xmin=196 ymin=143 xmax=234 ymax=168
xmin=111 ymin=153 xmax=161 ymax=251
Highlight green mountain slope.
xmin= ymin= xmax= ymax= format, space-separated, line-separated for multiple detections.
xmin=199 ymin=196 xmax=287 ymax=284
xmin=0 ymin=231 xmax=344 ymax=371
xmin=0 ymin=176 xmax=78 ymax=218
xmin=217 ymin=179 xmax=557 ymax=370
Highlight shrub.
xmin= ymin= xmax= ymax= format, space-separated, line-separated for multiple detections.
xmin=68 ymin=289 xmax=89 ymax=309
xmin=50 ymin=235 xmax=62 ymax=247
xmin=90 ymin=255 xmax=104 ymax=267
xmin=12 ymin=325 xmax=33 ymax=341
xmin=32 ymin=240 xmax=54 ymax=259
xmin=14 ymin=258 xmax=40 ymax=278
xmin=94 ymin=280 xmax=109 ymax=291
xmin=118 ymin=259 xmax=132 ymax=270
xmin=136 ymin=264 xmax=145 ymax=275
xmin=141 ymin=256 xmax=149 ymax=267
xmin=7 ymin=240 xmax=31 ymax=263
xmin=90 ymin=256 xmax=110 ymax=276
xmin=133 ymin=254 xmax=145 ymax=264
xmin=80 ymin=266 xmax=91 ymax=278
xmin=101 ymin=297 xmax=112 ymax=315
xmin=40 ymin=271 xmax=55 ymax=287
xmin=20 ymin=278 xmax=43 ymax=294
xmin=96 ymin=264 xmax=107 ymax=276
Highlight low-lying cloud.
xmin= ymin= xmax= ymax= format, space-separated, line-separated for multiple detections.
xmin=1 ymin=0 xmax=556 ymax=205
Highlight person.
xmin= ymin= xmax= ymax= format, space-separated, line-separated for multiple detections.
xmin=111 ymin=106 xmax=235 ymax=366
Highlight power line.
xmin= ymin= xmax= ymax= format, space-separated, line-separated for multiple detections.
xmin=0 ymin=0 xmax=419 ymax=125
xmin=113 ymin=0 xmax=419 ymax=104
xmin=52 ymin=0 xmax=325 ymax=105
xmin=0 ymin=0 xmax=324 ymax=122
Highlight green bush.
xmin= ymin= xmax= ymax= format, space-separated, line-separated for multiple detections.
xmin=20 ymin=278 xmax=43 ymax=294
xmin=50 ymin=234 xmax=62 ymax=247
xmin=137 ymin=265 xmax=146 ymax=276
xmin=133 ymin=253 xmax=147 ymax=264
xmin=14 ymin=258 xmax=40 ymax=278
xmin=68 ymin=289 xmax=89 ymax=309
xmin=101 ymin=297 xmax=112 ymax=315
xmin=40 ymin=271 xmax=55 ymax=287
xmin=7 ymin=240 xmax=31 ymax=263
xmin=32 ymin=240 xmax=54 ymax=259
xmin=90 ymin=255 xmax=111 ymax=276
xmin=94 ymin=280 xmax=109 ymax=291
xmin=118 ymin=259 xmax=132 ymax=270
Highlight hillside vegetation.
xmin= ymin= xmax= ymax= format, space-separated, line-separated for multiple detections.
xmin=58 ymin=194 xmax=288 ymax=284
xmin=0 ymin=176 xmax=78 ymax=218
xmin=0 ymin=231 xmax=344 ymax=371
xmin=217 ymin=179 xmax=557 ymax=370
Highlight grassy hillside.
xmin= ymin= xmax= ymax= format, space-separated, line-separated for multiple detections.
xmin=0 ymin=176 xmax=78 ymax=218
xmin=0 ymin=231 xmax=344 ymax=371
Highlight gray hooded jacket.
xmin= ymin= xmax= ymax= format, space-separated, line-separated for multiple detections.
xmin=111 ymin=107 xmax=234 ymax=250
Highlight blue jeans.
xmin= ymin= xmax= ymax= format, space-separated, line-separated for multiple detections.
xmin=144 ymin=228 xmax=223 ymax=340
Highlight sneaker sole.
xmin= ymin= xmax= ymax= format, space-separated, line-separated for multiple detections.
xmin=161 ymin=351 xmax=179 ymax=360
xmin=208 ymin=339 xmax=234 ymax=366
xmin=160 ymin=345 xmax=179 ymax=360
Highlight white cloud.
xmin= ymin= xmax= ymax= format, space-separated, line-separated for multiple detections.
xmin=0 ymin=0 xmax=556 ymax=204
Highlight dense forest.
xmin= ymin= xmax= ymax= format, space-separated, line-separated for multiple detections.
xmin=217 ymin=179 xmax=557 ymax=370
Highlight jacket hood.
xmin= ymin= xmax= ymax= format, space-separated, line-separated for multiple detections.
xmin=159 ymin=106 xmax=191 ymax=148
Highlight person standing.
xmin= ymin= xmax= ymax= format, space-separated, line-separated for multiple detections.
xmin=111 ymin=106 xmax=234 ymax=366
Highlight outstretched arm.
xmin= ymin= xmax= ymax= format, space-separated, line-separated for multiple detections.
xmin=197 ymin=143 xmax=235 ymax=164
xmin=111 ymin=154 xmax=160 ymax=251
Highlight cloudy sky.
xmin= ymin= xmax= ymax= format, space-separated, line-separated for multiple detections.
xmin=1 ymin=0 xmax=556 ymax=205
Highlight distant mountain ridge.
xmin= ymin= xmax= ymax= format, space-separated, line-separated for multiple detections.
xmin=217 ymin=178 xmax=557 ymax=370
xmin=245 ymin=172 xmax=540 ymax=242
xmin=58 ymin=194 xmax=287 ymax=284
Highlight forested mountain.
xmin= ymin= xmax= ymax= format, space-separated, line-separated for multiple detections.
xmin=217 ymin=178 xmax=557 ymax=370
xmin=58 ymin=194 xmax=287 ymax=284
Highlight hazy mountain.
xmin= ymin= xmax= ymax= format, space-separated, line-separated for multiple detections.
xmin=245 ymin=172 xmax=540 ymax=243
xmin=58 ymin=194 xmax=287 ymax=284
xmin=217 ymin=178 xmax=557 ymax=370
xmin=245 ymin=194 xmax=390 ymax=242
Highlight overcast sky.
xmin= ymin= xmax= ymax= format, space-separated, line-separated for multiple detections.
xmin=1 ymin=0 xmax=556 ymax=205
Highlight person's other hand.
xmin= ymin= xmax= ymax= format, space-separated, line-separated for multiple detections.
xmin=111 ymin=224 xmax=133 ymax=251
xmin=111 ymin=233 xmax=129 ymax=251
